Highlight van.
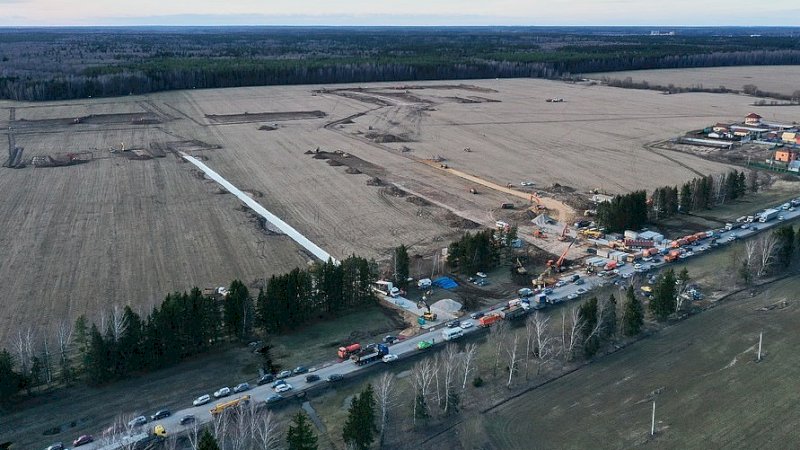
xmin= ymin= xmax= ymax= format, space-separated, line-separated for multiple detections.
xmin=442 ymin=327 xmax=464 ymax=341
xmin=500 ymin=202 xmax=514 ymax=209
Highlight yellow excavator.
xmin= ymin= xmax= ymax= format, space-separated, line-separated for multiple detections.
xmin=534 ymin=237 xmax=576 ymax=288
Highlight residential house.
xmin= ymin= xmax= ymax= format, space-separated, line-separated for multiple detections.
xmin=774 ymin=149 xmax=798 ymax=163
xmin=744 ymin=113 xmax=762 ymax=126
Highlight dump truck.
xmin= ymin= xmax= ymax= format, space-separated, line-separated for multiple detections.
xmin=351 ymin=343 xmax=389 ymax=365
xmin=210 ymin=395 xmax=251 ymax=416
xmin=478 ymin=313 xmax=502 ymax=327
xmin=664 ymin=250 xmax=681 ymax=263
xmin=338 ymin=343 xmax=361 ymax=359
xmin=499 ymin=305 xmax=528 ymax=321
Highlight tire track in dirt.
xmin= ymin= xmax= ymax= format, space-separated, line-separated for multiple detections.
xmin=644 ymin=140 xmax=705 ymax=177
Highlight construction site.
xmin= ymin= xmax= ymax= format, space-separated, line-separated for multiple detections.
xmin=1 ymin=76 xmax=799 ymax=345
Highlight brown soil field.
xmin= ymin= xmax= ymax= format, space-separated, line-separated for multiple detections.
xmin=589 ymin=65 xmax=800 ymax=98
xmin=1 ymin=77 xmax=796 ymax=346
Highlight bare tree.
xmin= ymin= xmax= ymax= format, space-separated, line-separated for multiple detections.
xmin=254 ymin=411 xmax=281 ymax=450
xmin=561 ymin=307 xmax=583 ymax=361
xmin=375 ymin=372 xmax=396 ymax=448
xmin=12 ymin=328 xmax=34 ymax=392
xmin=411 ymin=358 xmax=436 ymax=425
xmin=524 ymin=315 xmax=536 ymax=380
xmin=532 ymin=312 xmax=554 ymax=375
xmin=488 ymin=321 xmax=509 ymax=377
xmin=505 ymin=333 xmax=520 ymax=387
xmin=186 ymin=422 xmax=201 ymax=450
xmin=461 ymin=342 xmax=477 ymax=390
xmin=757 ymin=233 xmax=779 ymax=278
xmin=441 ymin=343 xmax=460 ymax=413
xmin=743 ymin=239 xmax=759 ymax=281
xmin=109 ymin=305 xmax=128 ymax=342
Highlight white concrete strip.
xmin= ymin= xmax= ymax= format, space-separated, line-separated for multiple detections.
xmin=181 ymin=152 xmax=337 ymax=264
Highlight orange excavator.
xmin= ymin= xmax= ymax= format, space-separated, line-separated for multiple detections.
xmin=534 ymin=237 xmax=576 ymax=288
xmin=557 ymin=224 xmax=569 ymax=242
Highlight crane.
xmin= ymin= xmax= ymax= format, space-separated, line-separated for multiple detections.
xmin=557 ymin=223 xmax=569 ymax=241
xmin=534 ymin=237 xmax=576 ymax=288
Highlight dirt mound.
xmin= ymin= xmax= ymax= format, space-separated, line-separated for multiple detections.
xmin=312 ymin=153 xmax=329 ymax=159
xmin=327 ymin=159 xmax=343 ymax=166
xmin=345 ymin=167 xmax=362 ymax=174
xmin=364 ymin=131 xmax=411 ymax=143
xmin=258 ymin=124 xmax=277 ymax=131
xmin=366 ymin=177 xmax=383 ymax=186
xmin=381 ymin=186 xmax=407 ymax=197
xmin=406 ymin=195 xmax=430 ymax=206
xmin=206 ymin=110 xmax=326 ymax=124
xmin=550 ymin=183 xmax=576 ymax=193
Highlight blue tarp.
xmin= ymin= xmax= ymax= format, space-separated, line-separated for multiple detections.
xmin=433 ymin=276 xmax=458 ymax=289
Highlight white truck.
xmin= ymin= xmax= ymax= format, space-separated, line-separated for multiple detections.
xmin=373 ymin=281 xmax=400 ymax=297
xmin=759 ymin=208 xmax=780 ymax=223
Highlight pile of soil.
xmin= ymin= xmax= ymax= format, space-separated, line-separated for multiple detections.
xmin=345 ymin=167 xmax=362 ymax=174
xmin=327 ymin=160 xmax=343 ymax=166
xmin=365 ymin=132 xmax=411 ymax=143
xmin=382 ymin=186 xmax=407 ymax=197
xmin=366 ymin=177 xmax=383 ymax=186
xmin=406 ymin=195 xmax=430 ymax=206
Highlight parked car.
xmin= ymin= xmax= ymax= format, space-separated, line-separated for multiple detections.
xmin=634 ymin=263 xmax=642 ymax=270
xmin=573 ymin=278 xmax=585 ymax=285
xmin=277 ymin=370 xmax=292 ymax=379
xmin=180 ymin=415 xmax=196 ymax=426
xmin=292 ymin=366 xmax=308 ymax=375
xmin=305 ymin=374 xmax=320 ymax=382
xmin=266 ymin=394 xmax=284 ymax=404
xmin=73 ymin=435 xmax=94 ymax=447
xmin=233 ymin=383 xmax=250 ymax=393
xmin=257 ymin=374 xmax=275 ymax=385
xmin=151 ymin=409 xmax=171 ymax=421
xmin=567 ymin=293 xmax=579 ymax=300
xmin=460 ymin=320 xmax=474 ymax=329
xmin=446 ymin=320 xmax=460 ymax=328
xmin=213 ymin=387 xmax=231 ymax=398
xmin=383 ymin=335 xmax=397 ymax=344
xmin=46 ymin=443 xmax=65 ymax=450
xmin=470 ymin=312 xmax=484 ymax=320
xmin=327 ymin=374 xmax=344 ymax=382
xmin=576 ymin=288 xmax=588 ymax=295
xmin=193 ymin=394 xmax=211 ymax=406
xmin=622 ymin=273 xmax=633 ymax=279
xmin=382 ymin=354 xmax=399 ymax=363
xmin=520 ymin=181 xmax=535 ymax=186
xmin=128 ymin=416 xmax=147 ymax=428
xmin=555 ymin=280 xmax=567 ymax=288
xmin=272 ymin=379 xmax=287 ymax=388
xmin=779 ymin=216 xmax=785 ymax=221
xmin=476 ymin=272 xmax=487 ymax=278
xmin=274 ymin=383 xmax=293 ymax=393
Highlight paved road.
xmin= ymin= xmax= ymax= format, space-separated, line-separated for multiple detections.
xmin=80 ymin=201 xmax=799 ymax=450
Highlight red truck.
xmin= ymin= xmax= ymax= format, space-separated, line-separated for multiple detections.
xmin=337 ymin=343 xmax=361 ymax=359
xmin=664 ymin=250 xmax=681 ymax=262
xmin=478 ymin=314 xmax=502 ymax=327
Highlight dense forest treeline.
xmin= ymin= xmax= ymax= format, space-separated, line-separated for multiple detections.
xmin=1 ymin=27 xmax=799 ymax=100
xmin=0 ymin=255 xmax=377 ymax=397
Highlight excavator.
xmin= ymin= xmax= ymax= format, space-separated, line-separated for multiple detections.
xmin=557 ymin=224 xmax=569 ymax=242
xmin=515 ymin=257 xmax=527 ymax=275
xmin=533 ymin=237 xmax=576 ymax=288
xmin=529 ymin=192 xmax=548 ymax=213
xmin=416 ymin=298 xmax=437 ymax=322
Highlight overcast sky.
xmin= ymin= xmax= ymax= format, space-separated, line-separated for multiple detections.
xmin=1 ymin=0 xmax=799 ymax=26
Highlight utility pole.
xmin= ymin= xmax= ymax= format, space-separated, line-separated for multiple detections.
xmin=757 ymin=332 xmax=763 ymax=362
xmin=651 ymin=401 xmax=656 ymax=436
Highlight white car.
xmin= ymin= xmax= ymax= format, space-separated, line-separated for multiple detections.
xmin=193 ymin=394 xmax=211 ymax=406
xmin=779 ymin=216 xmax=785 ymax=221
xmin=459 ymin=320 xmax=474 ymax=329
xmin=634 ymin=263 xmax=642 ymax=270
xmin=555 ymin=280 xmax=567 ymax=288
xmin=520 ymin=181 xmax=535 ymax=186
xmin=728 ymin=235 xmax=737 ymax=242
xmin=382 ymin=354 xmax=399 ymax=363
xmin=567 ymin=293 xmax=579 ymax=300
xmin=128 ymin=416 xmax=147 ymax=428
xmin=213 ymin=387 xmax=231 ymax=398
xmin=622 ymin=273 xmax=632 ymax=279
xmin=476 ymin=272 xmax=487 ymax=278
xmin=274 ymin=383 xmax=293 ymax=393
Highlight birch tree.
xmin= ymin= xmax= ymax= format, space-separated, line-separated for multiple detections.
xmin=757 ymin=232 xmax=779 ymax=278
xmin=488 ymin=321 xmax=509 ymax=377
xmin=561 ymin=307 xmax=583 ymax=361
xmin=461 ymin=342 xmax=477 ymax=390
xmin=375 ymin=372 xmax=396 ymax=448
xmin=255 ymin=411 xmax=281 ymax=450
xmin=441 ymin=344 xmax=460 ymax=414
xmin=505 ymin=333 xmax=520 ymax=387
xmin=411 ymin=358 xmax=436 ymax=424
xmin=57 ymin=319 xmax=74 ymax=383
xmin=532 ymin=312 xmax=553 ymax=375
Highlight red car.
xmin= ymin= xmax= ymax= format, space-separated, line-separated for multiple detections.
xmin=73 ymin=435 xmax=94 ymax=447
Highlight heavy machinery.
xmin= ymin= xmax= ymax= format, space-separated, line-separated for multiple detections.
xmin=534 ymin=237 xmax=576 ymax=288
xmin=580 ymin=228 xmax=604 ymax=239
xmin=338 ymin=343 xmax=361 ymax=359
xmin=351 ymin=344 xmax=390 ymax=365
xmin=529 ymin=192 xmax=547 ymax=212
xmin=533 ymin=229 xmax=545 ymax=239
xmin=557 ymin=224 xmax=569 ymax=242
xmin=515 ymin=257 xmax=527 ymax=275
xmin=210 ymin=395 xmax=251 ymax=416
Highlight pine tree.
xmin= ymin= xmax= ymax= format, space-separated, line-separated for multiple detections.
xmin=736 ymin=171 xmax=747 ymax=198
xmin=287 ymin=411 xmax=318 ymax=450
xmin=679 ymin=182 xmax=692 ymax=212
xmin=622 ymin=286 xmax=644 ymax=336
xmin=0 ymin=349 xmax=23 ymax=404
xmin=224 ymin=280 xmax=253 ymax=340
xmin=579 ymin=297 xmax=599 ymax=357
xmin=603 ymin=294 xmax=617 ymax=338
xmin=650 ymin=269 xmax=677 ymax=321
xmin=198 ymin=429 xmax=221 ymax=450
xmin=394 ymin=245 xmax=410 ymax=290
xmin=343 ymin=384 xmax=377 ymax=450
xmin=774 ymin=226 xmax=795 ymax=268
